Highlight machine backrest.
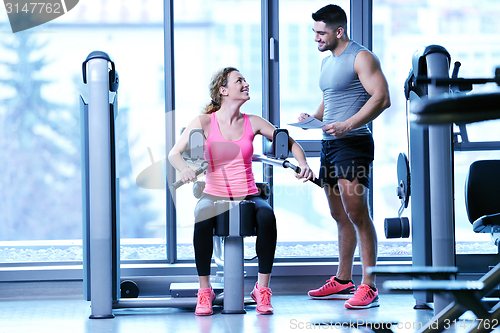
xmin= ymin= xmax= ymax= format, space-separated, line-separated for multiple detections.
xmin=465 ymin=160 xmax=500 ymax=224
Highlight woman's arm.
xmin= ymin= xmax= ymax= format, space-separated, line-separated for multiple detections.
xmin=250 ymin=115 xmax=315 ymax=181
xmin=168 ymin=115 xmax=205 ymax=184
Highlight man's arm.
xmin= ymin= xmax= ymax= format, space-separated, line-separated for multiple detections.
xmin=323 ymin=50 xmax=391 ymax=138
xmin=299 ymin=94 xmax=325 ymax=122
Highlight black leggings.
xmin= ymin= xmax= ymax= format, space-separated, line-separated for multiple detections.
xmin=193 ymin=193 xmax=277 ymax=276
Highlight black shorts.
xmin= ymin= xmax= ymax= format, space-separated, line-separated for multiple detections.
xmin=319 ymin=135 xmax=374 ymax=189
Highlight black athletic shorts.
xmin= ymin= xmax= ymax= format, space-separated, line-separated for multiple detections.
xmin=319 ymin=135 xmax=374 ymax=189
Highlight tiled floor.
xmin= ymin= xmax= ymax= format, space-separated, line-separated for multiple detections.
xmin=2 ymin=293 xmax=499 ymax=333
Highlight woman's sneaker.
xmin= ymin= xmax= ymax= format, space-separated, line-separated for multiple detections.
xmin=251 ymin=282 xmax=274 ymax=315
xmin=344 ymin=284 xmax=379 ymax=309
xmin=195 ymin=287 xmax=215 ymax=316
xmin=308 ymin=276 xmax=355 ymax=300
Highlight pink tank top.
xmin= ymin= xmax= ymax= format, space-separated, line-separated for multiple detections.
xmin=203 ymin=113 xmax=258 ymax=198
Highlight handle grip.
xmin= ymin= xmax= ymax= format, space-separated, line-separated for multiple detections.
xmin=173 ymin=161 xmax=209 ymax=189
xmin=282 ymin=160 xmax=300 ymax=173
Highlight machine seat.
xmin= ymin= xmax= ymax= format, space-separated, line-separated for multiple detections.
xmin=473 ymin=213 xmax=500 ymax=233
xmin=465 ymin=160 xmax=500 ymax=235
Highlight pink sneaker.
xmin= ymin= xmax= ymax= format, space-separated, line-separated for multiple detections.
xmin=251 ymin=282 xmax=274 ymax=315
xmin=195 ymin=287 xmax=215 ymax=316
xmin=308 ymin=276 xmax=355 ymax=300
xmin=344 ymin=284 xmax=379 ymax=309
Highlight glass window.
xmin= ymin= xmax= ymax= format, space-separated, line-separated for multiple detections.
xmin=0 ymin=1 xmax=166 ymax=262
xmin=173 ymin=0 xmax=262 ymax=260
xmin=275 ymin=0 xmax=350 ymax=258
xmin=279 ymin=1 xmax=347 ymax=142
xmin=373 ymin=0 xmax=500 ymax=255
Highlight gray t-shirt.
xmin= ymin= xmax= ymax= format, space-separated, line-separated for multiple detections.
xmin=319 ymin=40 xmax=372 ymax=140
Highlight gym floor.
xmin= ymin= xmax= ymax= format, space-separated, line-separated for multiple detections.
xmin=1 ymin=282 xmax=499 ymax=333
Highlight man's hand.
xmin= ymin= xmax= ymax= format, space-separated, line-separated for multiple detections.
xmin=298 ymin=113 xmax=310 ymax=121
xmin=322 ymin=122 xmax=350 ymax=138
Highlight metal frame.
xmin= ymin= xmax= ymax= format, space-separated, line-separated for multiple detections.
xmin=164 ymin=0 xmax=177 ymax=263
xmin=261 ymin=0 xmax=280 ymax=207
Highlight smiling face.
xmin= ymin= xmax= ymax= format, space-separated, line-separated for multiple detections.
xmin=220 ymin=71 xmax=250 ymax=102
xmin=313 ymin=21 xmax=341 ymax=53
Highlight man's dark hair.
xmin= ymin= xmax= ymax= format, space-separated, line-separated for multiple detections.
xmin=312 ymin=4 xmax=348 ymax=31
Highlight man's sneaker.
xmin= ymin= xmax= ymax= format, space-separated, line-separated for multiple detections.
xmin=344 ymin=284 xmax=379 ymax=309
xmin=251 ymin=282 xmax=274 ymax=315
xmin=308 ymin=276 xmax=355 ymax=300
xmin=195 ymin=287 xmax=215 ymax=316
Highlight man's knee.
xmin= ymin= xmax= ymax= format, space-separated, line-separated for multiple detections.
xmin=344 ymin=204 xmax=372 ymax=228
xmin=329 ymin=210 xmax=347 ymax=223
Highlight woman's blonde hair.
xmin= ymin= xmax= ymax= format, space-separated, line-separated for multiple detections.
xmin=203 ymin=66 xmax=239 ymax=114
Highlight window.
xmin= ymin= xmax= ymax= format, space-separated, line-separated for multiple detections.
xmin=0 ymin=1 xmax=166 ymax=262
xmin=3 ymin=0 xmax=499 ymax=270
xmin=275 ymin=1 xmax=350 ymax=258
xmin=173 ymin=0 xmax=262 ymax=259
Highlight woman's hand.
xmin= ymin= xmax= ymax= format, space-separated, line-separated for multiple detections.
xmin=296 ymin=163 xmax=316 ymax=183
xmin=179 ymin=166 xmax=197 ymax=184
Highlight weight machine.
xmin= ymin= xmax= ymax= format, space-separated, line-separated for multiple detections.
xmin=80 ymin=51 xmax=320 ymax=318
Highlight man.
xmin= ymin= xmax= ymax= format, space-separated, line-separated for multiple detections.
xmin=302 ymin=4 xmax=390 ymax=309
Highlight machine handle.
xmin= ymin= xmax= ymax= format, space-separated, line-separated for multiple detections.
xmin=282 ymin=160 xmax=300 ymax=173
xmin=173 ymin=161 xmax=209 ymax=189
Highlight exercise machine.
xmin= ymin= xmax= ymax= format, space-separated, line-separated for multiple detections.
xmin=80 ymin=51 xmax=320 ymax=318
xmin=370 ymin=45 xmax=500 ymax=332
xmin=377 ymin=46 xmax=458 ymax=311
xmin=81 ymin=52 xmax=205 ymax=318
xmin=80 ymin=51 xmax=120 ymax=318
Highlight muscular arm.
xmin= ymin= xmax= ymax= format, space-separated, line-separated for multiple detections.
xmin=323 ymin=50 xmax=391 ymax=138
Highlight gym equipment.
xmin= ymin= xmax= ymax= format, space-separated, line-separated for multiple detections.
xmin=384 ymin=152 xmax=410 ymax=239
xmin=80 ymin=51 xmax=120 ymax=319
xmin=81 ymin=53 xmax=320 ymax=317
xmin=401 ymin=45 xmax=457 ymax=312
xmin=384 ymin=45 xmax=491 ymax=311
xmin=380 ymin=158 xmax=500 ymax=333
xmin=466 ymin=160 xmax=500 ymax=240
xmin=81 ymin=52 xmax=201 ymax=318
xmin=371 ymin=47 xmax=500 ymax=332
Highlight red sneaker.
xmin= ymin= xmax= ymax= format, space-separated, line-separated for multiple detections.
xmin=344 ymin=284 xmax=379 ymax=309
xmin=195 ymin=287 xmax=215 ymax=316
xmin=308 ymin=276 xmax=355 ymax=300
xmin=251 ymin=282 xmax=274 ymax=315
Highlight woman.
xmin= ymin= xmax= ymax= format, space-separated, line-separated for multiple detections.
xmin=168 ymin=67 xmax=315 ymax=316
